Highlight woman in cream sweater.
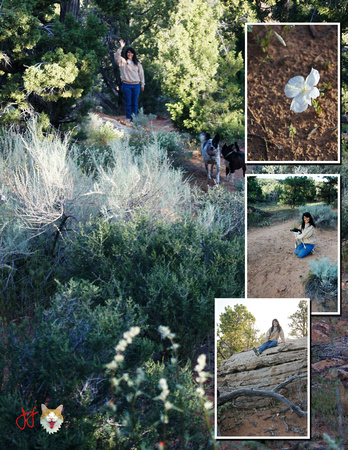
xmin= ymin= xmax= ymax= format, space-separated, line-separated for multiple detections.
xmin=115 ymin=39 xmax=145 ymax=122
xmin=253 ymin=319 xmax=286 ymax=356
xmin=294 ymin=212 xmax=316 ymax=258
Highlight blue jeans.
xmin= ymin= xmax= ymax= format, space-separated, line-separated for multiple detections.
xmin=294 ymin=243 xmax=314 ymax=258
xmin=122 ymin=83 xmax=141 ymax=120
xmin=259 ymin=340 xmax=278 ymax=354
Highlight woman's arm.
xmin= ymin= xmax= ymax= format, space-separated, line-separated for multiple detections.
xmin=265 ymin=328 xmax=271 ymax=341
xmin=280 ymin=329 xmax=286 ymax=343
xmin=114 ymin=39 xmax=126 ymax=66
xmin=137 ymin=62 xmax=145 ymax=91
xmin=298 ymin=225 xmax=314 ymax=240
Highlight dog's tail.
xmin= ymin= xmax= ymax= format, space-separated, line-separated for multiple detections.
xmin=235 ymin=141 xmax=240 ymax=152
xmin=199 ymin=132 xmax=210 ymax=143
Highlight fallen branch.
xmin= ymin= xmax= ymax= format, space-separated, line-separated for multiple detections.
xmin=217 ymin=388 xmax=307 ymax=418
xmin=272 ymin=374 xmax=307 ymax=393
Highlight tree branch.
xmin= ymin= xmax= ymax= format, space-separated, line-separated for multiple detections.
xmin=272 ymin=374 xmax=307 ymax=393
xmin=217 ymin=386 xmax=307 ymax=418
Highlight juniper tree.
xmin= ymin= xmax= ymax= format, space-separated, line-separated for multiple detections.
xmin=217 ymin=304 xmax=259 ymax=365
xmin=0 ymin=0 xmax=108 ymax=126
xmin=288 ymin=300 xmax=308 ymax=338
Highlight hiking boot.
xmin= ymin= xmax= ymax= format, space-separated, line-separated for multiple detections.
xmin=253 ymin=347 xmax=260 ymax=357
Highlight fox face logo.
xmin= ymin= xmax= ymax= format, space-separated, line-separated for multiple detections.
xmin=40 ymin=404 xmax=64 ymax=434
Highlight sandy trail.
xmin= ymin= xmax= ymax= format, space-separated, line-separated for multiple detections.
xmin=247 ymin=219 xmax=338 ymax=309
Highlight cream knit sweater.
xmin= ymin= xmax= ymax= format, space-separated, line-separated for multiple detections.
xmin=264 ymin=327 xmax=286 ymax=344
xmin=297 ymin=224 xmax=315 ymax=245
xmin=114 ymin=47 xmax=145 ymax=87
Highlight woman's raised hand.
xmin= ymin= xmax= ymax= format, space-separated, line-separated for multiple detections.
xmin=119 ymin=38 xmax=125 ymax=48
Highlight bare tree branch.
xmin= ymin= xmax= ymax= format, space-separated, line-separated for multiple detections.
xmin=217 ymin=383 xmax=307 ymax=418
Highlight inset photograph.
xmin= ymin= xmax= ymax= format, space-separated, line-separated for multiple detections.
xmin=246 ymin=23 xmax=339 ymax=162
xmin=246 ymin=174 xmax=340 ymax=313
xmin=216 ymin=298 xmax=310 ymax=439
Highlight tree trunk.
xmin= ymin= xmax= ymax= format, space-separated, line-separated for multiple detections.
xmin=60 ymin=0 xmax=80 ymax=22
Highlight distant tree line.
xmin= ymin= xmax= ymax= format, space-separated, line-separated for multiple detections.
xmin=248 ymin=176 xmax=338 ymax=208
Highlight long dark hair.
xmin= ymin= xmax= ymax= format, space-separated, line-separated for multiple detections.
xmin=301 ymin=212 xmax=316 ymax=230
xmin=125 ymin=46 xmax=139 ymax=65
xmin=271 ymin=319 xmax=282 ymax=333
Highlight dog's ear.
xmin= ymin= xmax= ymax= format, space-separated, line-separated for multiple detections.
xmin=212 ymin=134 xmax=220 ymax=146
xmin=205 ymin=133 xmax=211 ymax=140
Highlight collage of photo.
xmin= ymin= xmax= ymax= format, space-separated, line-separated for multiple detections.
xmin=1 ymin=3 xmax=348 ymax=449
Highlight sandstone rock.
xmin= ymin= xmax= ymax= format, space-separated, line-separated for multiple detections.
xmin=217 ymin=337 xmax=308 ymax=409
xmin=338 ymin=365 xmax=348 ymax=381
xmin=311 ymin=359 xmax=345 ymax=372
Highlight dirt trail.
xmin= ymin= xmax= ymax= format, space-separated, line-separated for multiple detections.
xmin=95 ymin=111 xmax=246 ymax=192
xmin=182 ymin=153 xmax=245 ymax=193
xmin=247 ymin=219 xmax=338 ymax=308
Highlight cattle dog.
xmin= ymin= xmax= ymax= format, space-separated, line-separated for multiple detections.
xmin=199 ymin=132 xmax=221 ymax=184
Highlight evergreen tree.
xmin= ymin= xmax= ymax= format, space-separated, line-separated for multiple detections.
xmin=0 ymin=0 xmax=108 ymax=126
xmin=288 ymin=300 xmax=308 ymax=338
xmin=156 ymin=0 xmax=220 ymax=132
xmin=247 ymin=176 xmax=263 ymax=204
xmin=217 ymin=304 xmax=259 ymax=365
xmin=318 ymin=176 xmax=338 ymax=204
xmin=279 ymin=177 xmax=316 ymax=208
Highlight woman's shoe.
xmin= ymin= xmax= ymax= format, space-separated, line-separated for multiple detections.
xmin=253 ymin=347 xmax=260 ymax=357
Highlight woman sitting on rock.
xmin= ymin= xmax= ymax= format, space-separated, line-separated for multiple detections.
xmin=253 ymin=319 xmax=286 ymax=356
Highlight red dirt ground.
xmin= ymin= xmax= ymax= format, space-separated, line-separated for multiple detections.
xmin=247 ymin=24 xmax=339 ymax=162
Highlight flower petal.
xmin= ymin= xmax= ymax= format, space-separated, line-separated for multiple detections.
xmin=291 ymin=94 xmax=309 ymax=113
xmin=302 ymin=87 xmax=320 ymax=105
xmin=308 ymin=86 xmax=320 ymax=100
xmin=285 ymin=76 xmax=305 ymax=98
xmin=305 ymin=68 xmax=320 ymax=87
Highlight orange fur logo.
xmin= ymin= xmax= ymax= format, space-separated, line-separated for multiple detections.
xmin=40 ymin=404 xmax=64 ymax=434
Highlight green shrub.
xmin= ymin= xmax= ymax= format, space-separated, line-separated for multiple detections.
xmin=0 ymin=279 xmax=155 ymax=448
xmin=305 ymin=258 xmax=338 ymax=312
xmin=104 ymin=326 xmax=213 ymax=448
xmin=81 ymin=113 xmax=125 ymax=146
xmin=298 ymin=204 xmax=337 ymax=229
xmin=194 ymin=185 xmax=245 ymax=238
xmin=58 ymin=215 xmax=244 ymax=355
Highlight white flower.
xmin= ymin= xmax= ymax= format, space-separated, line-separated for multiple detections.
xmin=106 ymin=360 xmax=118 ymax=370
xmin=194 ymin=354 xmax=206 ymax=373
xmin=155 ymin=378 xmax=170 ymax=402
xmin=136 ymin=368 xmax=145 ymax=383
xmin=164 ymin=401 xmax=174 ymax=411
xmin=111 ymin=377 xmax=119 ymax=387
xmin=160 ymin=413 xmax=169 ymax=424
xmin=196 ymin=372 xmax=209 ymax=384
xmin=115 ymin=354 xmax=124 ymax=362
xmin=158 ymin=325 xmax=175 ymax=340
xmin=285 ymin=68 xmax=320 ymax=113
xmin=204 ymin=401 xmax=213 ymax=410
xmin=158 ymin=378 xmax=169 ymax=393
xmin=115 ymin=339 xmax=128 ymax=352
xmin=196 ymin=387 xmax=205 ymax=397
